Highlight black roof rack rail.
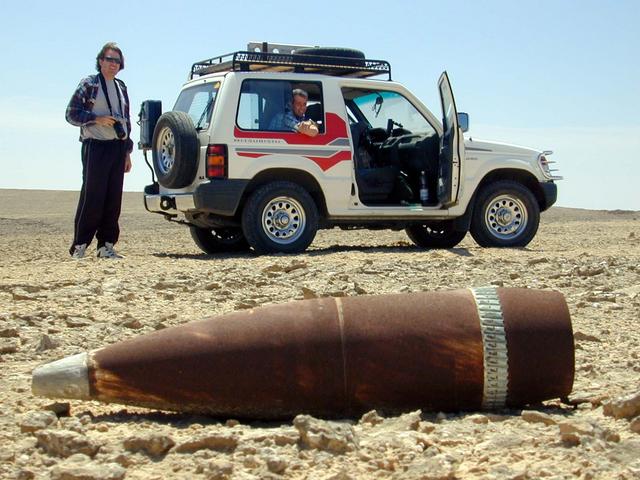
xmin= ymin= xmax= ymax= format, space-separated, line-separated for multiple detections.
xmin=190 ymin=50 xmax=392 ymax=81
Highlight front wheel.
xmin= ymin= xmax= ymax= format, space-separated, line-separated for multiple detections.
xmin=241 ymin=182 xmax=319 ymax=254
xmin=470 ymin=180 xmax=540 ymax=247
xmin=405 ymin=221 xmax=467 ymax=249
xmin=189 ymin=226 xmax=249 ymax=254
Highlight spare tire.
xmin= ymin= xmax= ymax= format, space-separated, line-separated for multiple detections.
xmin=152 ymin=111 xmax=199 ymax=189
xmin=295 ymin=47 xmax=366 ymax=69
xmin=295 ymin=47 xmax=366 ymax=59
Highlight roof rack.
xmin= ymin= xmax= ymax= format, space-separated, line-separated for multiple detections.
xmin=190 ymin=43 xmax=392 ymax=81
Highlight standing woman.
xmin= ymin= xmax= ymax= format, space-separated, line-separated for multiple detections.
xmin=65 ymin=42 xmax=133 ymax=259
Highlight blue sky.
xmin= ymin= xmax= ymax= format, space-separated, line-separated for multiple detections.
xmin=1 ymin=0 xmax=638 ymax=210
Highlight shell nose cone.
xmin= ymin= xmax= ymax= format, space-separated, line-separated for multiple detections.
xmin=32 ymin=352 xmax=91 ymax=400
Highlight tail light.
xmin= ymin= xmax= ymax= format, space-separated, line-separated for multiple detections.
xmin=206 ymin=144 xmax=227 ymax=178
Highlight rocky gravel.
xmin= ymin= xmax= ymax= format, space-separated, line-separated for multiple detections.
xmin=1 ymin=189 xmax=639 ymax=479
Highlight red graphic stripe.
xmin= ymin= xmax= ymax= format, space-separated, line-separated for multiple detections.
xmin=307 ymin=150 xmax=352 ymax=171
xmin=236 ymin=150 xmax=351 ymax=171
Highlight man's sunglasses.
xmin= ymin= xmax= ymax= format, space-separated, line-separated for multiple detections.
xmin=103 ymin=56 xmax=122 ymax=65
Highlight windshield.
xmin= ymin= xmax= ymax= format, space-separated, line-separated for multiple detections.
xmin=351 ymin=90 xmax=434 ymax=135
xmin=173 ymin=81 xmax=220 ymax=129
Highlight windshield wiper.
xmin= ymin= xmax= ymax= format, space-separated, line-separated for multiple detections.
xmin=195 ymin=96 xmax=215 ymax=130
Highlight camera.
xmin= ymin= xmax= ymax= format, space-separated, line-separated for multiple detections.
xmin=113 ymin=120 xmax=126 ymax=139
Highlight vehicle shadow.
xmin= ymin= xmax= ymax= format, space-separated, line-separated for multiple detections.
xmin=150 ymin=245 xmax=474 ymax=260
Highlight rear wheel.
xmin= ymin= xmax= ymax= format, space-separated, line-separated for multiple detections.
xmin=406 ymin=221 xmax=467 ymax=249
xmin=470 ymin=180 xmax=540 ymax=247
xmin=242 ymin=182 xmax=318 ymax=254
xmin=189 ymin=226 xmax=249 ymax=254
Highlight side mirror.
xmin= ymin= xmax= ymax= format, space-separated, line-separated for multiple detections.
xmin=458 ymin=112 xmax=469 ymax=133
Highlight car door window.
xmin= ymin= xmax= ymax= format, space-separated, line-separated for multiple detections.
xmin=237 ymin=79 xmax=325 ymax=133
xmin=349 ymin=90 xmax=435 ymax=136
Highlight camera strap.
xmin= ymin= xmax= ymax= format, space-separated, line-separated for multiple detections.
xmin=98 ymin=73 xmax=124 ymax=119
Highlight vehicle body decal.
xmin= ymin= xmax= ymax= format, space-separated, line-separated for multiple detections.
xmin=233 ymin=112 xmax=352 ymax=170
xmin=234 ymin=113 xmax=349 ymax=146
xmin=236 ymin=147 xmax=340 ymax=157
xmin=236 ymin=149 xmax=352 ymax=171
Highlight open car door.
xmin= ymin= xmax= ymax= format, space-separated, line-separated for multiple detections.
xmin=437 ymin=71 xmax=464 ymax=207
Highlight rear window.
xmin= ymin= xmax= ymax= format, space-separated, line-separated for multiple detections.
xmin=173 ymin=81 xmax=220 ymax=130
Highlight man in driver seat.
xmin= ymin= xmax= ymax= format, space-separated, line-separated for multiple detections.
xmin=269 ymin=88 xmax=319 ymax=137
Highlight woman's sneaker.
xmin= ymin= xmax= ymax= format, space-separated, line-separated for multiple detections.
xmin=70 ymin=243 xmax=87 ymax=259
xmin=97 ymin=242 xmax=123 ymax=259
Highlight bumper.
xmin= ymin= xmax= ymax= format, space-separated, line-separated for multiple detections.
xmin=144 ymin=179 xmax=249 ymax=217
xmin=539 ymin=182 xmax=557 ymax=211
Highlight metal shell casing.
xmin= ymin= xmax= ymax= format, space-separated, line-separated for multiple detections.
xmin=32 ymin=288 xmax=574 ymax=419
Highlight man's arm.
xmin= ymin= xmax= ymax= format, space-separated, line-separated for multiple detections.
xmin=117 ymin=78 xmax=135 ymax=153
xmin=65 ymin=78 xmax=98 ymax=127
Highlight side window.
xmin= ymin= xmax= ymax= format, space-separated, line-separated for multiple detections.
xmin=236 ymin=92 xmax=262 ymax=130
xmin=343 ymin=88 xmax=436 ymax=137
xmin=236 ymin=80 xmax=325 ymax=133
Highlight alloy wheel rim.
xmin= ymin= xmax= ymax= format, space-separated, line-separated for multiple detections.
xmin=157 ymin=127 xmax=175 ymax=175
xmin=484 ymin=194 xmax=528 ymax=240
xmin=261 ymin=196 xmax=306 ymax=244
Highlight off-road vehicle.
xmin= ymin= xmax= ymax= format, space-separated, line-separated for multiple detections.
xmin=139 ymin=42 xmax=561 ymax=254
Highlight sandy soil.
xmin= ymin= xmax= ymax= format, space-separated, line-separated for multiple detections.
xmin=1 ymin=189 xmax=639 ymax=479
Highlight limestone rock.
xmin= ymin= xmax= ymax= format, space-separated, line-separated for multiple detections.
xmin=558 ymin=421 xmax=595 ymax=446
xmin=175 ymin=432 xmax=238 ymax=453
xmin=0 ymin=338 xmax=20 ymax=354
xmin=59 ymin=417 xmax=85 ymax=433
xmin=35 ymin=430 xmax=99 ymax=458
xmin=603 ymin=390 xmax=640 ymax=419
xmin=245 ymin=428 xmax=299 ymax=446
xmin=379 ymin=410 xmax=422 ymax=431
xmin=294 ymin=415 xmax=358 ymax=454
xmin=20 ymin=411 xmax=58 ymax=433
xmin=265 ymin=455 xmax=288 ymax=474
xmin=324 ymin=470 xmax=357 ymax=480
xmin=521 ymin=410 xmax=556 ymax=426
xmin=394 ymin=454 xmax=457 ymax=479
xmin=36 ymin=334 xmax=60 ymax=352
xmin=50 ymin=455 xmax=125 ymax=480
xmin=574 ymin=331 xmax=602 ymax=342
xmin=359 ymin=410 xmax=384 ymax=426
xmin=0 ymin=327 xmax=19 ymax=338
xmin=301 ymin=287 xmax=318 ymax=299
xmin=466 ymin=414 xmax=489 ymax=424
xmin=64 ymin=317 xmax=92 ymax=328
xmin=12 ymin=288 xmax=38 ymax=300
xmin=606 ymin=439 xmax=640 ymax=467
xmin=475 ymin=432 xmax=529 ymax=451
xmin=630 ymin=417 xmax=640 ymax=434
xmin=204 ymin=459 xmax=234 ymax=479
xmin=123 ymin=432 xmax=175 ymax=456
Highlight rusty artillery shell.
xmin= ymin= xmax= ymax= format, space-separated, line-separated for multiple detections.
xmin=32 ymin=287 xmax=574 ymax=418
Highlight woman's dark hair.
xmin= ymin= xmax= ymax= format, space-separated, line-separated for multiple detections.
xmin=95 ymin=42 xmax=125 ymax=72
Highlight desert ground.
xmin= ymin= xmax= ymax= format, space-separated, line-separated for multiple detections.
xmin=1 ymin=189 xmax=639 ymax=479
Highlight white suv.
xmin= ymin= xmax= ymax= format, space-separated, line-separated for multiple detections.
xmin=139 ymin=42 xmax=560 ymax=254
